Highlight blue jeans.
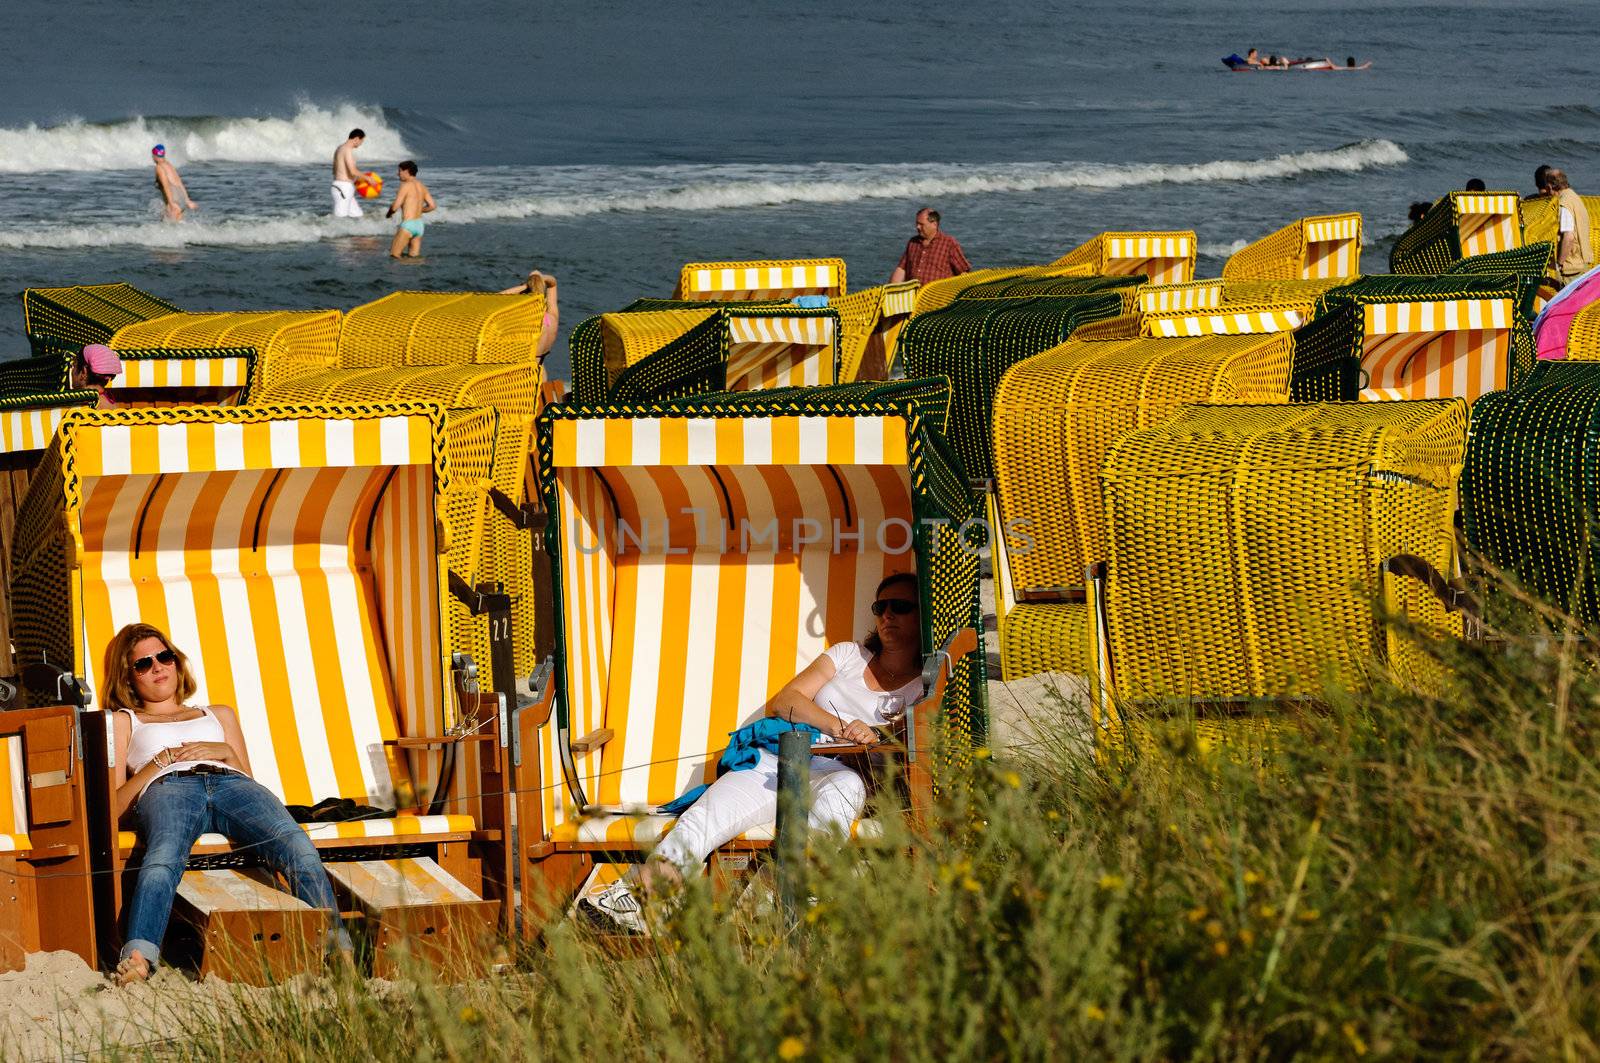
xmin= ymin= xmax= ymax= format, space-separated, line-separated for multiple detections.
xmin=121 ymin=771 xmax=352 ymax=965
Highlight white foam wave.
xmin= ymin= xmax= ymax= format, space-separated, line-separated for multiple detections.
xmin=0 ymin=102 xmax=409 ymax=173
xmin=1199 ymin=240 xmax=1251 ymax=257
xmin=0 ymin=140 xmax=1408 ymax=251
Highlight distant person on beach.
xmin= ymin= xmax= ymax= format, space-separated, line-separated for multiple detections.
xmin=1465 ymin=178 xmax=1486 ymax=192
xmin=386 ymin=160 xmax=436 ymax=258
xmin=73 ymin=344 xmax=121 ymax=408
xmin=500 ymin=269 xmax=561 ymax=357
xmin=889 ymin=207 xmax=971 ymax=285
xmin=1408 ymin=201 xmax=1432 ymax=224
xmin=331 ymin=128 xmax=366 ymax=218
xmin=151 ymin=145 xmax=195 ymax=222
xmin=1536 ymin=165 xmax=1594 ymax=285
xmin=1244 ymin=47 xmax=1264 ymax=66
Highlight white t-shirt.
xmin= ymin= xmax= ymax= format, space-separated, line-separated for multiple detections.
xmin=1561 ymin=206 xmax=1576 ymax=234
xmin=815 ymin=642 xmax=923 ymax=726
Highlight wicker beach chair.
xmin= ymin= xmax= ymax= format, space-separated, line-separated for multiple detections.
xmin=1051 ymin=231 xmax=1197 ymax=285
xmin=1222 ymin=213 xmax=1363 ymax=282
xmin=111 ymin=310 xmax=340 ymax=397
xmin=897 ymin=289 xmax=1132 ymax=482
xmin=20 ymin=283 xmax=181 ymax=361
xmin=1390 ymin=192 xmax=1523 ymax=275
xmin=673 ymin=258 xmax=846 ymax=302
xmin=1092 ymin=401 xmax=1466 ymax=720
xmin=990 ymin=333 xmax=1294 ymax=679
xmin=1291 ymin=273 xmax=1538 ymax=404
xmin=1521 ymin=193 xmax=1600 ymax=258
xmin=0 ymin=705 xmax=96 ymax=971
xmin=514 ymin=379 xmax=983 ymax=925
xmin=910 ymin=264 xmax=1098 ymax=317
xmin=1461 ymin=362 xmax=1600 ymax=623
xmin=10 ymin=404 xmax=510 ymax=978
xmin=831 ymin=281 xmax=920 ymax=381
xmin=1547 ymin=282 xmax=1600 ymax=362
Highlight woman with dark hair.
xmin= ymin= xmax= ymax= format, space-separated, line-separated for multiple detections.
xmin=581 ymin=572 xmax=922 ymax=932
xmin=104 ymin=622 xmax=351 ymax=984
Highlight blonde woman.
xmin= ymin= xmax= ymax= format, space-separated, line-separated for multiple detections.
xmin=105 ymin=622 xmax=351 ymax=984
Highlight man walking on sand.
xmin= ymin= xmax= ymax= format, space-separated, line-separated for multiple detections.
xmin=151 ymin=145 xmax=196 ymax=221
xmin=332 ymin=128 xmax=366 ymax=218
xmin=889 ymin=207 xmax=971 ymax=284
xmin=1536 ymin=165 xmax=1594 ymax=286
xmin=386 ymin=160 xmax=436 ymax=258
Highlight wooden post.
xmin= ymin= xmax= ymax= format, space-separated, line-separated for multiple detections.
xmin=775 ymin=730 xmax=811 ymax=924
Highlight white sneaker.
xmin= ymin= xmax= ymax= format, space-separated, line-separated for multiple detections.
xmin=577 ymin=879 xmax=651 ymax=936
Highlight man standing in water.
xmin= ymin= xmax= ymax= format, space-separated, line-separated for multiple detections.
xmin=151 ymin=145 xmax=195 ymax=221
xmin=890 ymin=207 xmax=971 ymax=284
xmin=386 ymin=160 xmax=436 ymax=258
xmin=331 ymin=128 xmax=366 ymax=218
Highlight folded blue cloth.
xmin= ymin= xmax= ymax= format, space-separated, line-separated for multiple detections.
xmin=659 ymin=718 xmax=824 ymax=815
xmin=791 ymin=295 xmax=830 ymax=308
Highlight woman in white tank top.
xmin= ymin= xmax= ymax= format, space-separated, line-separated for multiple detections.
xmin=105 ymin=622 xmax=351 ymax=984
xmin=580 ymin=572 xmax=924 ymax=934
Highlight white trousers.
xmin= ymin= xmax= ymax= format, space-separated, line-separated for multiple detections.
xmin=331 ymin=180 xmax=362 ymax=218
xmin=653 ymin=749 xmax=866 ymax=870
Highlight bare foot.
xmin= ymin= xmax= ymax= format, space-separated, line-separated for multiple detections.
xmin=114 ymin=952 xmax=151 ymax=986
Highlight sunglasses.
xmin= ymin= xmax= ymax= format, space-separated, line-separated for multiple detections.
xmin=871 ymin=598 xmax=917 ymax=617
xmin=132 ymin=649 xmax=177 ymax=674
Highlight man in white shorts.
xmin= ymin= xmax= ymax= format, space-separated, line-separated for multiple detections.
xmin=331 ymin=128 xmax=366 ymax=218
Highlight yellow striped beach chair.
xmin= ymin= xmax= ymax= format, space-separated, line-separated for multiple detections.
xmin=1391 ymin=192 xmax=1523 ymax=275
xmin=1051 ymin=231 xmax=1197 ymax=285
xmin=111 ymin=310 xmax=340 ymax=396
xmin=990 ymin=333 xmax=1294 ymax=680
xmin=1222 ymin=213 xmax=1364 ymax=282
xmin=337 ymin=291 xmax=547 ymax=368
xmin=831 ymin=281 xmax=920 ymax=382
xmin=673 ymin=258 xmax=846 ymax=302
xmin=10 ymin=404 xmax=508 ymax=975
xmin=1521 ymin=193 xmax=1600 ymax=259
xmin=514 ymin=380 xmax=983 ymax=923
xmin=0 ymin=705 xmax=96 ymax=971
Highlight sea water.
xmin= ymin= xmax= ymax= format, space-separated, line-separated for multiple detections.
xmin=0 ymin=0 xmax=1591 ymax=383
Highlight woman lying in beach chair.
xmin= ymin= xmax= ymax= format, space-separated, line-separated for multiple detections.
xmin=105 ymin=623 xmax=352 ymax=985
xmin=579 ymin=573 xmax=924 ymax=933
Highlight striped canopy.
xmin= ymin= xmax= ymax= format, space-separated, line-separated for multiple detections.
xmin=1223 ymin=213 xmax=1364 ymax=282
xmin=1391 ymin=191 xmax=1524 ymax=275
xmin=535 ymin=380 xmax=983 ymax=830
xmin=1051 ymin=231 xmax=1197 ymax=286
xmin=674 ymin=259 xmax=846 ymax=302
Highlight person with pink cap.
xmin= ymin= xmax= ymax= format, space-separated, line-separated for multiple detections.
xmin=151 ymin=145 xmax=196 ymax=221
xmin=74 ymin=345 xmax=123 ymax=408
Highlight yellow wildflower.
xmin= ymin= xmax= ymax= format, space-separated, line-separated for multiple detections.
xmin=1203 ymin=919 xmax=1224 ymax=940
xmin=973 ymin=746 xmax=992 ymax=761
xmin=1082 ymin=1004 xmax=1106 ymax=1022
xmin=1297 ymin=907 xmax=1321 ymax=922
xmin=1186 ymin=906 xmax=1208 ymax=923
xmin=1257 ymin=904 xmax=1277 ymax=920
xmin=1242 ymin=870 xmax=1262 ymax=886
xmin=458 ymin=1005 xmax=481 ymax=1025
xmin=1342 ymin=1022 xmax=1368 ymax=1057
xmin=1097 ymin=873 xmax=1125 ymax=891
xmin=1001 ymin=770 xmax=1023 ymax=789
xmin=1238 ymin=928 xmax=1256 ymax=948
xmin=1212 ymin=939 xmax=1230 ymax=957
xmin=962 ymin=876 xmax=982 ymax=893
xmin=778 ymin=1037 xmax=807 ymax=1060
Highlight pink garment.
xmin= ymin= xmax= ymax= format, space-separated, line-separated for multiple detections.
xmin=1536 ymin=269 xmax=1600 ymax=360
xmin=80 ymin=344 xmax=122 ymax=375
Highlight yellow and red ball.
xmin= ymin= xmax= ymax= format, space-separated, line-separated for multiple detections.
xmin=354 ymin=171 xmax=383 ymax=199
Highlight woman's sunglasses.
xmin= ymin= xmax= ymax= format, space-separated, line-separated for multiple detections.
xmin=871 ymin=598 xmax=917 ymax=617
xmin=132 ymin=649 xmax=177 ymax=674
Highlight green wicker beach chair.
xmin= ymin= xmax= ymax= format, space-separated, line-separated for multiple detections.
xmin=1390 ymin=192 xmax=1523 ymax=275
xmin=514 ymin=379 xmax=983 ymax=925
xmin=897 ymin=290 xmax=1130 ymax=482
xmin=1461 ymin=361 xmax=1600 ymax=623
xmin=20 ymin=283 xmax=181 ymax=360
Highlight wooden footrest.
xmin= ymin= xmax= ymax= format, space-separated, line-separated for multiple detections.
xmin=326 ymin=858 xmax=498 ymax=978
xmin=0 ymin=855 xmax=22 ymax=973
xmin=173 ymin=869 xmax=325 ymax=985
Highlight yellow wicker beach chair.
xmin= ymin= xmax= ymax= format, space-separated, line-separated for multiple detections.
xmin=1521 ymin=193 xmax=1600 ymax=257
xmin=111 ymin=310 xmax=340 ymax=396
xmin=10 ymin=404 xmax=510 ymax=977
xmin=514 ymin=380 xmax=983 ymax=926
xmin=673 ymin=258 xmax=846 ymax=302
xmin=337 ymin=291 xmax=547 ymax=368
xmin=832 ymin=281 xmax=920 ymax=381
xmin=1391 ymin=193 xmax=1523 ymax=274
xmin=1564 ymin=301 xmax=1600 ymax=361
xmin=0 ymin=705 xmax=96 ymax=972
xmin=1051 ymin=231 xmax=1197 ymax=285
xmin=990 ymin=333 xmax=1294 ymax=680
xmin=1222 ymin=213 xmax=1363 ymax=282
xmin=1092 ymin=401 xmax=1466 ymax=727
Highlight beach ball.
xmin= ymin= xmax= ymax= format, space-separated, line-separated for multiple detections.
xmin=354 ymin=171 xmax=383 ymax=199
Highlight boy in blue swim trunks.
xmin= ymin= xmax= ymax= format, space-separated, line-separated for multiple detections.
xmin=386 ymin=160 xmax=437 ymax=258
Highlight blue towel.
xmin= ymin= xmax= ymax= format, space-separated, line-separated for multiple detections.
xmin=791 ymin=295 xmax=830 ymax=308
xmin=659 ymin=718 xmax=824 ymax=815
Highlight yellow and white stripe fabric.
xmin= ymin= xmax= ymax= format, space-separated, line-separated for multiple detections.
xmin=61 ymin=408 xmax=449 ymax=820
xmin=1453 ymin=193 xmax=1522 ymax=257
xmin=0 ymin=406 xmax=74 ymax=456
xmin=677 ymin=259 xmax=846 ymax=302
xmin=1359 ymin=299 xmax=1514 ymax=402
xmin=724 ymin=313 xmax=837 ymax=390
xmin=0 ymin=735 xmax=29 ymax=854
xmin=881 ymin=283 xmax=918 ymax=317
xmin=1140 ymin=305 xmax=1309 ymax=337
xmin=110 ymin=357 xmax=251 ymax=391
xmin=1138 ymin=281 xmax=1223 ymax=313
xmin=544 ymin=413 xmax=915 ymax=831
xmin=1052 ymin=231 xmax=1197 ymax=285
xmin=1301 ymin=213 xmax=1363 ymax=279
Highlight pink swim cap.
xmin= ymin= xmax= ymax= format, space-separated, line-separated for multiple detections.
xmin=81 ymin=344 xmax=122 ymax=377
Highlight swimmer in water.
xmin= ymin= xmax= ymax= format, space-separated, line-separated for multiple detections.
xmin=385 ymin=160 xmax=436 ymax=258
xmin=151 ymin=145 xmax=196 ymax=221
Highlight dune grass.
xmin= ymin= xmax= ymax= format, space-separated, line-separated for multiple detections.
xmin=118 ymin=598 xmax=1600 ymax=1061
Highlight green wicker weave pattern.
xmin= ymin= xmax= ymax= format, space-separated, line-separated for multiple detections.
xmin=1445 ymin=243 xmax=1556 ymax=279
xmin=21 ymin=283 xmax=181 ymax=358
xmin=898 ymin=293 xmax=1126 ymax=481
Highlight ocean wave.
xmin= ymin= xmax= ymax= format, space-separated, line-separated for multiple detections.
xmin=0 ymin=102 xmax=410 ymax=173
xmin=0 ymin=140 xmax=1409 ymax=250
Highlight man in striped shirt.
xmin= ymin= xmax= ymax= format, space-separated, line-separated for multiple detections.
xmin=890 ymin=208 xmax=972 ymax=284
